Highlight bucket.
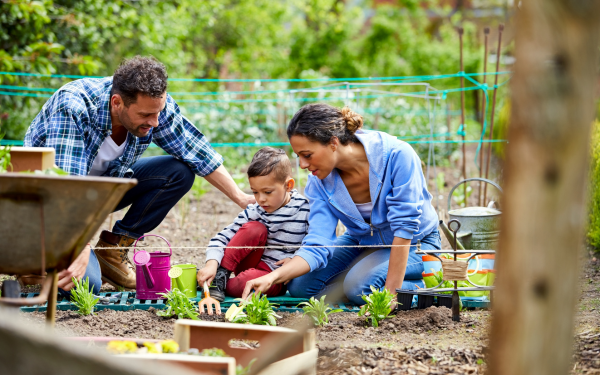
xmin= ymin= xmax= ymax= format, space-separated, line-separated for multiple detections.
xmin=447 ymin=178 xmax=503 ymax=250
xmin=170 ymin=264 xmax=197 ymax=298
xmin=133 ymin=235 xmax=172 ymax=300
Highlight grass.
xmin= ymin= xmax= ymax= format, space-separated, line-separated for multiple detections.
xmin=358 ymin=286 xmax=396 ymax=328
xmin=228 ymin=293 xmax=280 ymax=326
xmin=70 ymin=277 xmax=99 ymax=316
xmin=297 ymin=295 xmax=342 ymax=327
xmin=156 ymin=288 xmax=200 ymax=320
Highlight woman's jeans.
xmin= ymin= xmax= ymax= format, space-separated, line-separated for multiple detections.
xmin=288 ymin=228 xmax=441 ymax=305
xmin=60 ymin=155 xmax=195 ymax=297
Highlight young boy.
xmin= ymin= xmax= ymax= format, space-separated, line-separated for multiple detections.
xmin=197 ymin=147 xmax=310 ymax=301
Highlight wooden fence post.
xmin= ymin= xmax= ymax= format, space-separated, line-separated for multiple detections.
xmin=488 ymin=2 xmax=600 ymax=375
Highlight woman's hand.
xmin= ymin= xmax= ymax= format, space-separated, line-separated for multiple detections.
xmin=197 ymin=260 xmax=219 ymax=285
xmin=242 ymin=273 xmax=276 ymax=300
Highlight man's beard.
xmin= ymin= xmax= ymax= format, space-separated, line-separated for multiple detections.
xmin=119 ymin=110 xmax=151 ymax=138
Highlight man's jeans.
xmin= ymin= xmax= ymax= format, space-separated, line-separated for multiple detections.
xmin=287 ymin=228 xmax=442 ymax=305
xmin=60 ymin=156 xmax=195 ymax=296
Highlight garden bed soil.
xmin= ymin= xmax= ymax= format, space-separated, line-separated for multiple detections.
xmin=3 ymin=153 xmax=600 ymax=374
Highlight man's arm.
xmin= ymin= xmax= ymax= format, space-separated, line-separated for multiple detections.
xmin=204 ymin=165 xmax=255 ymax=208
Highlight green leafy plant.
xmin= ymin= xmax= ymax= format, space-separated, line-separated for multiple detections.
xmin=297 ymin=295 xmax=342 ymax=327
xmin=358 ymin=285 xmax=396 ymax=327
xmin=229 ymin=293 xmax=280 ymax=326
xmin=157 ymin=288 xmax=200 ymax=320
xmin=70 ymin=277 xmax=99 ymax=316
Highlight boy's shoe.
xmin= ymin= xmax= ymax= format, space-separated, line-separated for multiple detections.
xmin=208 ymin=266 xmax=230 ymax=302
xmin=94 ymin=230 xmax=137 ymax=290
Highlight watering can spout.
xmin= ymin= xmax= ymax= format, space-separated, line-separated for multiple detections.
xmin=439 ymin=220 xmax=466 ymax=250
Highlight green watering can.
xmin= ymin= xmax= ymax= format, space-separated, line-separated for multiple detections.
xmin=169 ymin=264 xmax=198 ymax=298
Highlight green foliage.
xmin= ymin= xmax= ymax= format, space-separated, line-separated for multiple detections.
xmin=358 ymin=285 xmax=395 ymax=328
xmin=70 ymin=277 xmax=99 ymax=316
xmin=297 ymin=295 xmax=342 ymax=327
xmin=231 ymin=293 xmax=280 ymax=326
xmin=588 ymin=120 xmax=600 ymax=250
xmin=157 ymin=288 xmax=200 ymax=320
xmin=0 ymin=133 xmax=11 ymax=173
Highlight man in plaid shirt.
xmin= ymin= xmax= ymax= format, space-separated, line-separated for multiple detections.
xmin=24 ymin=56 xmax=255 ymax=293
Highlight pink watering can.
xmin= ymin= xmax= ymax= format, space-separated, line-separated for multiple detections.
xmin=132 ymin=234 xmax=172 ymax=300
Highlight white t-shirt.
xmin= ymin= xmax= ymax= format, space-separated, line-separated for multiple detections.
xmin=89 ymin=136 xmax=127 ymax=176
xmin=355 ymin=201 xmax=373 ymax=221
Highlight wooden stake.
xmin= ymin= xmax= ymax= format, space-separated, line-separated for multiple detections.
xmin=479 ymin=27 xmax=490 ymax=206
xmin=483 ymin=24 xmax=504 ymax=204
xmin=458 ymin=27 xmax=467 ymax=203
xmin=488 ymin=2 xmax=600 ymax=375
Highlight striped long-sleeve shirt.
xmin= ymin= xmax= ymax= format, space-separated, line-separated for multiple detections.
xmin=206 ymin=190 xmax=310 ymax=270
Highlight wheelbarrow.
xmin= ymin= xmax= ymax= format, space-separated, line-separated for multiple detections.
xmin=0 ymin=173 xmax=136 ymax=324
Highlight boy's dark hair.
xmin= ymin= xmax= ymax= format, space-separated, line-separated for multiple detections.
xmin=247 ymin=147 xmax=292 ymax=183
xmin=111 ymin=55 xmax=168 ymax=106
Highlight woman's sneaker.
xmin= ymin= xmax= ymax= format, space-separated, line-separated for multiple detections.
xmin=208 ymin=266 xmax=230 ymax=302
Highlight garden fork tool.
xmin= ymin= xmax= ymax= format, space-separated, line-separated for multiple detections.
xmin=199 ymin=280 xmax=221 ymax=315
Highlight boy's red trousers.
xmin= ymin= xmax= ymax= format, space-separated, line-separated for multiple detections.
xmin=220 ymin=221 xmax=286 ymax=297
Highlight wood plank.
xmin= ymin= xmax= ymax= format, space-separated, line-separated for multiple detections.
xmin=9 ymin=147 xmax=55 ymax=172
xmin=175 ymin=320 xmax=305 ymax=367
xmin=120 ymin=354 xmax=236 ymax=375
xmin=257 ymin=349 xmax=318 ymax=375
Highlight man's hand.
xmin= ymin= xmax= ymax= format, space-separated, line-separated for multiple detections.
xmin=237 ymin=193 xmax=256 ymax=209
xmin=197 ymin=260 xmax=219 ymax=286
xmin=57 ymin=244 xmax=91 ymax=291
xmin=241 ymin=273 xmax=277 ymax=300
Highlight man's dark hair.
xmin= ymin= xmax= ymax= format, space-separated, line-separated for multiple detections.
xmin=111 ymin=56 xmax=168 ymax=106
xmin=247 ymin=147 xmax=292 ymax=183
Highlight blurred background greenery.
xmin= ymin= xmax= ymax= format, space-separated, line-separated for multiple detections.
xmin=0 ymin=0 xmax=514 ymax=165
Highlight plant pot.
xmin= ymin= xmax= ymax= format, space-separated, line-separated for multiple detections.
xmin=435 ymin=294 xmax=453 ymax=309
xmin=417 ymin=293 xmax=435 ymax=309
xmin=395 ymin=290 xmax=414 ymax=311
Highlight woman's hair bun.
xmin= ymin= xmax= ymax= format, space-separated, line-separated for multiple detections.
xmin=341 ymin=106 xmax=363 ymax=134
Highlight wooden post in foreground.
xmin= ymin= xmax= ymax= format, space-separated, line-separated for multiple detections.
xmin=488 ymin=2 xmax=600 ymax=375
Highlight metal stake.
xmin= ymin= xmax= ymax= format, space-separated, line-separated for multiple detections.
xmin=448 ymin=219 xmax=462 ymax=322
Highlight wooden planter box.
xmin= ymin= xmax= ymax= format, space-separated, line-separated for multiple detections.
xmin=174 ymin=320 xmax=317 ymax=374
xmin=8 ymin=147 xmax=55 ymax=172
xmin=119 ymin=354 xmax=236 ymax=375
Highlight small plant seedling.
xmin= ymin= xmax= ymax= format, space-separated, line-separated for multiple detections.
xmin=157 ymin=288 xmax=200 ymax=320
xmin=70 ymin=277 xmax=99 ymax=316
xmin=230 ymin=293 xmax=280 ymax=326
xmin=297 ymin=295 xmax=342 ymax=327
xmin=358 ymin=285 xmax=396 ymax=328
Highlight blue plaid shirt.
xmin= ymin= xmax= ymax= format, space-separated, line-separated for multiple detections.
xmin=24 ymin=77 xmax=223 ymax=178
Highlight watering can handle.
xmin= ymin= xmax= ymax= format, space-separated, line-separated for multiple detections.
xmin=447 ymin=178 xmax=503 ymax=213
xmin=133 ymin=234 xmax=172 ymax=256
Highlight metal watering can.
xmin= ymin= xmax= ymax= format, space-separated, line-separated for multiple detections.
xmin=443 ymin=178 xmax=503 ymax=250
xmin=132 ymin=234 xmax=172 ymax=300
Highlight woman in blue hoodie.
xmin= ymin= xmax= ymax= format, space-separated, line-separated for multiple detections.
xmin=241 ymin=103 xmax=441 ymax=305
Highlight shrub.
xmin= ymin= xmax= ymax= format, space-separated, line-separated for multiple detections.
xmin=70 ymin=277 xmax=99 ymax=316
xmin=588 ymin=120 xmax=600 ymax=250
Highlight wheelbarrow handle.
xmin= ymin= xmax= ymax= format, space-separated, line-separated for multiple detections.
xmin=447 ymin=177 xmax=503 ymax=212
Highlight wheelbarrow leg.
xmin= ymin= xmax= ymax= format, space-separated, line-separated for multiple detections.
xmin=45 ymin=270 xmax=58 ymax=326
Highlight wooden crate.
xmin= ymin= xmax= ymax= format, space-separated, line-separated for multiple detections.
xmin=9 ymin=147 xmax=55 ymax=172
xmin=174 ymin=320 xmax=316 ymax=370
xmin=119 ymin=354 xmax=236 ymax=375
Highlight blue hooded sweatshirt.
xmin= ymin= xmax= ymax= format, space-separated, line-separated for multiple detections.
xmin=295 ymin=129 xmax=439 ymax=272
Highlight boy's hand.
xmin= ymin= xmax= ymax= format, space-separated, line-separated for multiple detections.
xmin=274 ymin=258 xmax=292 ymax=267
xmin=197 ymin=260 xmax=219 ymax=285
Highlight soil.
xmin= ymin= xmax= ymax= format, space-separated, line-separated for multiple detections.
xmin=3 ymin=146 xmax=600 ymax=374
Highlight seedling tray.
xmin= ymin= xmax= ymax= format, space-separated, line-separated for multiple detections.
xmin=19 ymin=291 xmax=362 ymax=313
xmin=396 ymin=289 xmax=490 ymax=310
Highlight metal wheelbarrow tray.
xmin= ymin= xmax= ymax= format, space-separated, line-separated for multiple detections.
xmin=0 ymin=173 xmax=136 ymax=317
